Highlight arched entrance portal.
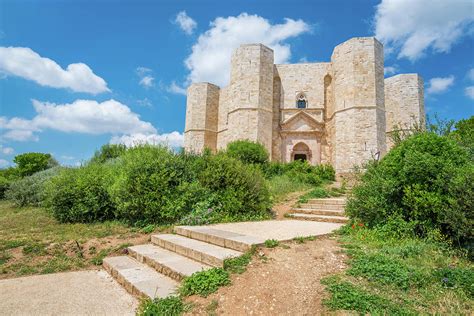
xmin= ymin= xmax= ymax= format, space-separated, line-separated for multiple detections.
xmin=292 ymin=142 xmax=311 ymax=162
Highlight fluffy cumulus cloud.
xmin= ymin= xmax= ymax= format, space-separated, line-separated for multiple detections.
xmin=175 ymin=11 xmax=197 ymax=35
xmin=0 ymin=145 xmax=14 ymax=155
xmin=0 ymin=159 xmax=10 ymax=168
xmin=0 ymin=47 xmax=109 ymax=94
xmin=384 ymin=66 xmax=398 ymax=76
xmin=426 ymin=76 xmax=455 ymax=95
xmin=465 ymin=68 xmax=474 ymax=100
xmin=465 ymin=86 xmax=474 ymax=100
xmin=1 ymin=99 xmax=156 ymax=141
xmin=136 ymin=67 xmax=155 ymax=88
xmin=166 ymin=81 xmax=187 ymax=95
xmin=374 ymin=0 xmax=474 ymax=61
xmin=110 ymin=131 xmax=184 ymax=148
xmin=185 ymin=13 xmax=311 ymax=87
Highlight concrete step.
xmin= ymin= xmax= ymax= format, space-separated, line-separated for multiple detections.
xmin=151 ymin=234 xmax=243 ymax=267
xmin=128 ymin=244 xmax=212 ymax=281
xmin=287 ymin=213 xmax=349 ymax=224
xmin=290 ymin=208 xmax=345 ymax=217
xmin=298 ymin=203 xmax=345 ymax=211
xmin=306 ymin=198 xmax=346 ymax=205
xmin=174 ymin=226 xmax=265 ymax=252
xmin=103 ymin=256 xmax=178 ymax=298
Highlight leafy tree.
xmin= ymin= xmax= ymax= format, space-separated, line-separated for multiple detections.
xmin=13 ymin=152 xmax=58 ymax=177
xmin=226 ymin=140 xmax=269 ymax=165
xmin=90 ymin=144 xmax=127 ymax=164
xmin=450 ymin=115 xmax=473 ymax=159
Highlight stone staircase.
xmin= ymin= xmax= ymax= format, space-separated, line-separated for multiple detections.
xmin=103 ymin=226 xmax=264 ymax=299
xmin=286 ymin=197 xmax=349 ymax=223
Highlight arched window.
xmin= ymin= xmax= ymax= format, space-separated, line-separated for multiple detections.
xmin=296 ymin=93 xmax=307 ymax=109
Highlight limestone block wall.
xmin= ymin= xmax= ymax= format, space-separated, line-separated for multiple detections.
xmin=330 ymin=37 xmax=387 ymax=173
xmin=184 ymin=83 xmax=220 ymax=153
xmin=226 ymin=44 xmax=274 ymax=155
xmin=385 ymin=74 xmax=425 ymax=148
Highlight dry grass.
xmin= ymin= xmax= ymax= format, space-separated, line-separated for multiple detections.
xmin=0 ymin=201 xmax=151 ymax=278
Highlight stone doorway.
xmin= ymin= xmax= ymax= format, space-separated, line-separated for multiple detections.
xmin=291 ymin=142 xmax=311 ymax=162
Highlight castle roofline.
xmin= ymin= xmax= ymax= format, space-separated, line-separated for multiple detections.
xmin=384 ymin=73 xmax=421 ymax=80
xmin=238 ymin=43 xmax=273 ymax=52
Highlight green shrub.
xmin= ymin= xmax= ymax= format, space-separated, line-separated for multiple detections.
xmin=0 ymin=176 xmax=10 ymax=199
xmin=346 ymin=132 xmax=473 ymax=247
xmin=298 ymin=187 xmax=329 ymax=203
xmin=180 ymin=268 xmax=230 ymax=297
xmin=226 ymin=140 xmax=269 ymax=164
xmin=90 ymin=144 xmax=127 ymax=164
xmin=6 ymin=167 xmax=62 ymax=207
xmin=264 ymin=239 xmax=279 ymax=248
xmin=13 ymin=152 xmax=58 ymax=177
xmin=109 ymin=146 xmax=201 ymax=224
xmin=314 ymin=164 xmax=336 ymax=181
xmin=45 ymin=163 xmax=116 ymax=223
xmin=138 ymin=296 xmax=187 ymax=316
xmin=199 ymin=153 xmax=272 ymax=220
xmin=450 ymin=115 xmax=473 ymax=160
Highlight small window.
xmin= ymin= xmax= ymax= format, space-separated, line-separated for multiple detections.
xmin=296 ymin=93 xmax=307 ymax=109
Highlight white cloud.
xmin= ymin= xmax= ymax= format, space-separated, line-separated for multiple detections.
xmin=175 ymin=11 xmax=197 ymax=35
xmin=0 ymin=159 xmax=10 ymax=168
xmin=465 ymin=86 xmax=474 ymax=100
xmin=468 ymin=68 xmax=474 ymax=81
xmin=426 ymin=76 xmax=455 ymax=95
xmin=136 ymin=67 xmax=155 ymax=88
xmin=0 ymin=145 xmax=14 ymax=155
xmin=374 ymin=0 xmax=474 ymax=61
xmin=0 ymin=47 xmax=109 ymax=94
xmin=1 ymin=99 xmax=156 ymax=142
xmin=137 ymin=98 xmax=153 ymax=108
xmin=139 ymin=75 xmax=155 ymax=88
xmin=167 ymin=81 xmax=187 ymax=95
xmin=110 ymin=131 xmax=184 ymax=148
xmin=384 ymin=66 xmax=398 ymax=76
xmin=185 ymin=13 xmax=311 ymax=87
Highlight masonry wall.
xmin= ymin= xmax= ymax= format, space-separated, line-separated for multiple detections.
xmin=330 ymin=37 xmax=387 ymax=173
xmin=385 ymin=74 xmax=425 ymax=148
xmin=226 ymin=44 xmax=274 ymax=156
xmin=184 ymin=83 xmax=220 ymax=153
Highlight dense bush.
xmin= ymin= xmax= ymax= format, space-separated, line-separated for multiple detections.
xmin=226 ymin=140 xmax=269 ymax=164
xmin=263 ymin=160 xmax=335 ymax=183
xmin=13 ymin=152 xmax=58 ymax=177
xmin=5 ymin=167 xmax=62 ymax=207
xmin=198 ymin=153 xmax=271 ymax=219
xmin=45 ymin=163 xmax=116 ymax=223
xmin=110 ymin=146 xmax=205 ymax=224
xmin=46 ymin=145 xmax=272 ymax=225
xmin=0 ymin=176 xmax=10 ymax=199
xmin=346 ymin=132 xmax=473 ymax=246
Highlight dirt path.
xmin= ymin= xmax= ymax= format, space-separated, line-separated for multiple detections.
xmin=186 ymin=235 xmax=347 ymax=315
xmin=272 ymin=190 xmax=306 ymax=219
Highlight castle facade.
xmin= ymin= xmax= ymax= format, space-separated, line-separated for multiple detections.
xmin=184 ymin=37 xmax=425 ymax=174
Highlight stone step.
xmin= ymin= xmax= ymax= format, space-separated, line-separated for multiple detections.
xmin=298 ymin=203 xmax=345 ymax=211
xmin=287 ymin=213 xmax=349 ymax=224
xmin=103 ymin=256 xmax=178 ymax=298
xmin=151 ymin=234 xmax=243 ymax=267
xmin=128 ymin=244 xmax=212 ymax=281
xmin=290 ymin=208 xmax=345 ymax=217
xmin=174 ymin=226 xmax=265 ymax=252
xmin=306 ymin=198 xmax=346 ymax=205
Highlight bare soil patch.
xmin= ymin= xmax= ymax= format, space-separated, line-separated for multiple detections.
xmin=185 ymin=236 xmax=347 ymax=315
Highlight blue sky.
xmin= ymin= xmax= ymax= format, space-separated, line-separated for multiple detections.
xmin=0 ymin=0 xmax=473 ymax=167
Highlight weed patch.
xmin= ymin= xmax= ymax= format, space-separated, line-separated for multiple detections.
xmin=138 ymin=296 xmax=189 ymax=316
xmin=264 ymin=239 xmax=279 ymax=248
xmin=322 ymin=276 xmax=415 ymax=315
xmin=224 ymin=247 xmax=255 ymax=274
xmin=180 ymin=268 xmax=230 ymax=297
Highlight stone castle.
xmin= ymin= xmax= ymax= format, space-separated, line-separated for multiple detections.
xmin=184 ymin=37 xmax=425 ymax=174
